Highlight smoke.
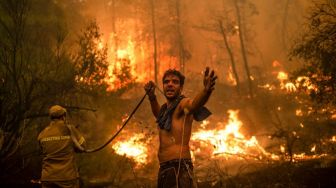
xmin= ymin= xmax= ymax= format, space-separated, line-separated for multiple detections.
xmin=64 ymin=0 xmax=329 ymax=186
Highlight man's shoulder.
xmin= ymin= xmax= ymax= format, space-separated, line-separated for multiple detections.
xmin=174 ymin=97 xmax=192 ymax=115
xmin=38 ymin=126 xmax=50 ymax=141
xmin=38 ymin=121 xmax=68 ymax=140
xmin=179 ymin=97 xmax=192 ymax=107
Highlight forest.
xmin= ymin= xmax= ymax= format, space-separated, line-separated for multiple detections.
xmin=1 ymin=0 xmax=336 ymax=187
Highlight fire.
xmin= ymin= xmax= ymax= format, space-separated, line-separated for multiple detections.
xmin=295 ymin=76 xmax=318 ymax=92
xmin=285 ymin=82 xmax=296 ymax=92
xmin=112 ymin=133 xmax=149 ymax=165
xmin=296 ymin=109 xmax=303 ymax=116
xmin=332 ymin=113 xmax=336 ymax=120
xmin=227 ymin=67 xmax=237 ymax=86
xmin=272 ymin=60 xmax=282 ymax=67
xmin=121 ymin=114 xmax=129 ymax=123
xmin=110 ymin=109 xmax=330 ymax=167
xmin=280 ymin=145 xmax=285 ymax=153
xmin=99 ymin=20 xmax=180 ymax=91
xmin=97 ymin=41 xmax=104 ymax=50
xmin=191 ymin=110 xmax=271 ymax=160
xmin=331 ymin=136 xmax=336 ymax=142
xmin=276 ymin=71 xmax=297 ymax=92
xmin=311 ymin=145 xmax=316 ymax=152
xmin=257 ymin=84 xmax=276 ymax=91
xmin=277 ymin=71 xmax=288 ymax=81
xmin=266 ymin=68 xmax=319 ymax=94
xmin=105 ymin=37 xmax=139 ymax=91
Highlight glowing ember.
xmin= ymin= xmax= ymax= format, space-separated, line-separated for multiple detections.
xmin=280 ymin=145 xmax=285 ymax=153
xmin=121 ymin=114 xmax=129 ymax=123
xmin=227 ymin=68 xmax=237 ymax=86
xmin=277 ymin=71 xmax=288 ymax=81
xmin=331 ymin=113 xmax=336 ymax=120
xmin=112 ymin=133 xmax=149 ymax=165
xmin=295 ymin=76 xmax=318 ymax=92
xmin=285 ymin=82 xmax=296 ymax=92
xmin=311 ymin=145 xmax=316 ymax=152
xmin=97 ymin=41 xmax=104 ymax=50
xmin=292 ymin=153 xmax=328 ymax=162
xmin=258 ymin=84 xmax=276 ymax=91
xmin=331 ymin=136 xmax=336 ymax=142
xmin=272 ymin=60 xmax=282 ymax=67
xmin=296 ymin=109 xmax=303 ymax=116
xmin=200 ymin=120 xmax=209 ymax=129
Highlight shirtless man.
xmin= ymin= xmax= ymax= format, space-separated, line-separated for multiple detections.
xmin=144 ymin=67 xmax=217 ymax=188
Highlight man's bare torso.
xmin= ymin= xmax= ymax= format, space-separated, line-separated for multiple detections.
xmin=158 ymin=98 xmax=194 ymax=163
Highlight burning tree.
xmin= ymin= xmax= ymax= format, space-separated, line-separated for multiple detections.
xmin=75 ymin=20 xmax=109 ymax=91
xmin=195 ymin=0 xmax=259 ymax=97
xmin=291 ymin=0 xmax=336 ymax=108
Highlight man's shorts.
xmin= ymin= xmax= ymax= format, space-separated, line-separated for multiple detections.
xmin=157 ymin=158 xmax=196 ymax=188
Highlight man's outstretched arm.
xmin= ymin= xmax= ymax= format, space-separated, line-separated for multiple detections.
xmin=144 ymin=81 xmax=160 ymax=118
xmin=182 ymin=67 xmax=217 ymax=114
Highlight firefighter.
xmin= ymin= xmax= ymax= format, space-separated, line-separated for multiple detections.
xmin=38 ymin=105 xmax=85 ymax=188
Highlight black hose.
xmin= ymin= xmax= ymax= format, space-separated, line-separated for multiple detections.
xmin=83 ymin=92 xmax=148 ymax=153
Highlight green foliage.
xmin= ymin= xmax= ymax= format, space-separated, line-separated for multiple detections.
xmin=0 ymin=0 xmax=109 ymax=169
xmin=75 ymin=20 xmax=109 ymax=90
xmin=0 ymin=0 xmax=77 ymax=162
xmin=291 ymin=0 xmax=336 ymax=106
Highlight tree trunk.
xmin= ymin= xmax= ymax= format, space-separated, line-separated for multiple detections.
xmin=0 ymin=0 xmax=28 ymax=161
xmin=175 ymin=0 xmax=185 ymax=73
xmin=234 ymin=0 xmax=253 ymax=97
xmin=282 ymin=0 xmax=290 ymax=50
xmin=218 ymin=19 xmax=241 ymax=95
xmin=150 ymin=0 xmax=158 ymax=84
xmin=110 ymin=0 xmax=119 ymax=60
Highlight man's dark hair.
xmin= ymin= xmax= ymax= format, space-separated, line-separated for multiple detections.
xmin=162 ymin=69 xmax=185 ymax=86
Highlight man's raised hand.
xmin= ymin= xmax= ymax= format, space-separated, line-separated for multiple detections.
xmin=203 ymin=67 xmax=217 ymax=92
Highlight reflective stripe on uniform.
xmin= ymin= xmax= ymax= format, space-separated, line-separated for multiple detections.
xmin=40 ymin=136 xmax=70 ymax=142
xmin=78 ymin=136 xmax=85 ymax=145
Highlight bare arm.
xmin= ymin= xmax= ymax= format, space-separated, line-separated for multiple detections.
xmin=182 ymin=67 xmax=217 ymax=114
xmin=144 ymin=81 xmax=160 ymax=118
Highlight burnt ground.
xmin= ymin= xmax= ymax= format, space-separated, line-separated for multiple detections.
xmin=1 ymin=158 xmax=336 ymax=188
xmin=199 ymin=159 xmax=336 ymax=188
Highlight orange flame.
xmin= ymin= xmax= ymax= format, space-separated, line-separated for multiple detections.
xmin=311 ymin=145 xmax=316 ymax=152
xmin=331 ymin=136 xmax=336 ymax=142
xmin=296 ymin=109 xmax=303 ymax=116
xmin=277 ymin=71 xmax=288 ymax=81
xmin=191 ymin=110 xmax=271 ymax=160
xmin=112 ymin=133 xmax=150 ymax=166
xmin=227 ymin=67 xmax=237 ymax=86
xmin=102 ymin=27 xmax=179 ymax=91
xmin=295 ymin=76 xmax=318 ymax=92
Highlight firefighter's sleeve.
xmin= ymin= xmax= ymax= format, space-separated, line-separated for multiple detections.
xmin=68 ymin=124 xmax=87 ymax=152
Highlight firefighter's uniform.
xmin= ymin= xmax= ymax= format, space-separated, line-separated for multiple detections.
xmin=38 ymin=105 xmax=85 ymax=188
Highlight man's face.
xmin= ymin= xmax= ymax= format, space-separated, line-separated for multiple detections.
xmin=163 ymin=74 xmax=182 ymax=100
